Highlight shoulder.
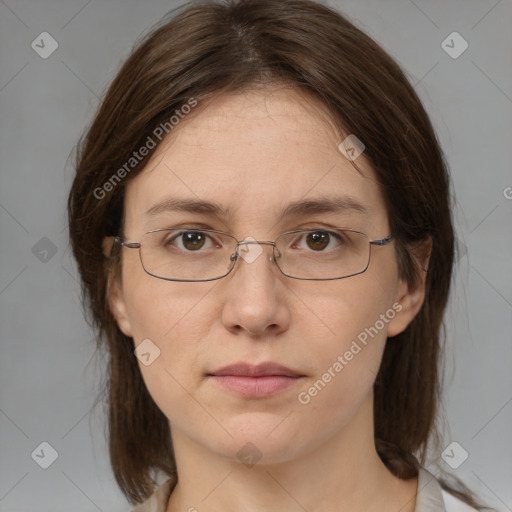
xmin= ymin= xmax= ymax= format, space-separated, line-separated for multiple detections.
xmin=416 ymin=467 xmax=480 ymax=512
xmin=441 ymin=489 xmax=480 ymax=512
xmin=130 ymin=478 xmax=174 ymax=512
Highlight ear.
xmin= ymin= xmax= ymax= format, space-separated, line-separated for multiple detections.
xmin=103 ymin=236 xmax=134 ymax=338
xmin=387 ymin=237 xmax=432 ymax=337
xmin=102 ymin=236 xmax=114 ymax=258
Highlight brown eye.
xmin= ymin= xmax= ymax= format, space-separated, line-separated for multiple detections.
xmin=305 ymin=231 xmax=330 ymax=251
xmin=181 ymin=231 xmax=206 ymax=251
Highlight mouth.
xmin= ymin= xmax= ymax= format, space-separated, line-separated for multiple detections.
xmin=206 ymin=362 xmax=306 ymax=398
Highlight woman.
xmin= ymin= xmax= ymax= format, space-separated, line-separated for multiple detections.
xmin=67 ymin=1 xmax=491 ymax=510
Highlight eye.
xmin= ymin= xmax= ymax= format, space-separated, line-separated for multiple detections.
xmin=306 ymin=231 xmax=330 ymax=251
xmin=293 ymin=230 xmax=344 ymax=252
xmin=166 ymin=230 xmax=216 ymax=251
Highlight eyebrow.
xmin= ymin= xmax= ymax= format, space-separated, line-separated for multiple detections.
xmin=144 ymin=195 xmax=368 ymax=223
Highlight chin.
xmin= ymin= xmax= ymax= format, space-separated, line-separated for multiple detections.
xmin=201 ymin=417 xmax=313 ymax=466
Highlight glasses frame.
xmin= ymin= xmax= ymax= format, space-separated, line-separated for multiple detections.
xmin=113 ymin=227 xmax=394 ymax=282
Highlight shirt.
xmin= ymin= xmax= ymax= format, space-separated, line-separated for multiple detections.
xmin=131 ymin=466 xmax=478 ymax=512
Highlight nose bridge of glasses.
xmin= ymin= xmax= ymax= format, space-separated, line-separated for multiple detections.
xmin=234 ymin=239 xmax=279 ymax=261
xmin=237 ymin=240 xmax=276 ymax=247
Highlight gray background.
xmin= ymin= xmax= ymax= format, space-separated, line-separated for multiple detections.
xmin=0 ymin=0 xmax=511 ymax=510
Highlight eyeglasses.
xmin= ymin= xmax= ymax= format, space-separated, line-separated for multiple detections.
xmin=113 ymin=227 xmax=393 ymax=282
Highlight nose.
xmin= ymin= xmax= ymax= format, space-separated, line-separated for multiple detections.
xmin=220 ymin=240 xmax=290 ymax=337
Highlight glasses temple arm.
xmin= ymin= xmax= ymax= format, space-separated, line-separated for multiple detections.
xmin=113 ymin=237 xmax=140 ymax=249
xmin=369 ymin=234 xmax=394 ymax=246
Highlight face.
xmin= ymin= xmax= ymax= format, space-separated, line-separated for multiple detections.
xmin=107 ymin=87 xmax=423 ymax=465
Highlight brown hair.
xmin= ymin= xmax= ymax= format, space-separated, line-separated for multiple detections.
xmin=67 ymin=0 xmax=490 ymax=508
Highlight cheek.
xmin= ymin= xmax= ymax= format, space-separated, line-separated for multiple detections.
xmin=121 ymin=265 xmax=219 ymax=408
xmin=309 ymin=269 xmax=397 ymax=353
xmin=303 ymin=331 xmax=386 ymax=410
xmin=295 ymin=273 xmax=398 ymax=412
xmin=122 ymin=250 xmax=217 ymax=341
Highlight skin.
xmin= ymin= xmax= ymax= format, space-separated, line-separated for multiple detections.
xmin=106 ymin=86 xmax=428 ymax=512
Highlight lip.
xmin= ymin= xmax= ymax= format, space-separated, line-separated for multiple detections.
xmin=208 ymin=362 xmax=303 ymax=377
xmin=207 ymin=362 xmax=306 ymax=398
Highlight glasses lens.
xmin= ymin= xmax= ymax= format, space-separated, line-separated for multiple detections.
xmin=140 ymin=229 xmax=236 ymax=281
xmin=275 ymin=229 xmax=370 ymax=279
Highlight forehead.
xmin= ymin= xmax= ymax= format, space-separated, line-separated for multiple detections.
xmin=122 ymin=87 xmax=387 ymax=234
